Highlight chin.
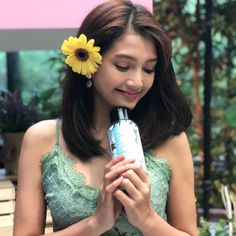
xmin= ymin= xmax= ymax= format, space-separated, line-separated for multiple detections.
xmin=113 ymin=103 xmax=137 ymax=110
xmin=127 ymin=104 xmax=136 ymax=110
xmin=109 ymin=97 xmax=140 ymax=110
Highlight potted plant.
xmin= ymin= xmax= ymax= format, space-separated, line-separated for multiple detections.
xmin=0 ymin=90 xmax=39 ymax=175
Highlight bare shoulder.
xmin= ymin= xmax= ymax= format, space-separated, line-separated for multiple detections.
xmin=154 ymin=132 xmax=193 ymax=171
xmin=164 ymin=132 xmax=190 ymax=155
xmin=21 ymin=119 xmax=58 ymax=158
xmin=24 ymin=119 xmax=56 ymax=139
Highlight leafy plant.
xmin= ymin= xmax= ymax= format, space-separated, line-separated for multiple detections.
xmin=198 ymin=217 xmax=236 ymax=236
xmin=198 ymin=217 xmax=211 ymax=236
xmin=30 ymin=87 xmax=60 ymax=120
xmin=0 ymin=90 xmax=39 ymax=132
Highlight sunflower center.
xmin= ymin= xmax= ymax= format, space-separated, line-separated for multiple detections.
xmin=75 ymin=49 xmax=89 ymax=61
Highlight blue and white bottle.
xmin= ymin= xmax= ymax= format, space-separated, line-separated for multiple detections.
xmin=107 ymin=107 xmax=146 ymax=171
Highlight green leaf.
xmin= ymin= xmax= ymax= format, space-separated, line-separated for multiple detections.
xmin=224 ymin=104 xmax=236 ymax=128
xmin=39 ymin=88 xmax=57 ymax=101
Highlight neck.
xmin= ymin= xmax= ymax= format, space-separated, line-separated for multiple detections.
xmin=91 ymin=106 xmax=111 ymax=152
xmin=94 ymin=108 xmax=110 ymax=130
xmin=91 ymin=89 xmax=114 ymax=148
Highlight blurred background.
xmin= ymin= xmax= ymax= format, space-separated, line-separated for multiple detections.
xmin=0 ymin=0 xmax=235 ymax=235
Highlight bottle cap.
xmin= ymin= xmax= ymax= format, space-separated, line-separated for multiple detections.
xmin=110 ymin=107 xmax=130 ymax=123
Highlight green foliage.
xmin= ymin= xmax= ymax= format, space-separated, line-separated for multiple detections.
xmin=154 ymin=0 xmax=236 ymax=209
xmin=0 ymin=85 xmax=61 ymax=133
xmin=19 ymin=51 xmax=64 ymax=119
xmin=0 ymin=90 xmax=39 ymax=132
xmin=224 ymin=104 xmax=236 ymax=128
xmin=19 ymin=50 xmax=62 ymax=94
xmin=198 ymin=217 xmax=236 ymax=236
xmin=30 ymin=87 xmax=61 ymax=120
xmin=0 ymin=53 xmax=7 ymax=89
xmin=198 ymin=217 xmax=211 ymax=236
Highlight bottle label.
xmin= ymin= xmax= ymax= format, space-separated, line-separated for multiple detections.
xmin=108 ymin=120 xmax=146 ymax=171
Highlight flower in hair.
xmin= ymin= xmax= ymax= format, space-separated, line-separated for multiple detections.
xmin=61 ymin=34 xmax=102 ymax=77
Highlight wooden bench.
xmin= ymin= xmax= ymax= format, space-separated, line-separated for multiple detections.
xmin=0 ymin=180 xmax=53 ymax=235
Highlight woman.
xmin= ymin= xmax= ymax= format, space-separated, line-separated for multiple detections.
xmin=14 ymin=0 xmax=198 ymax=235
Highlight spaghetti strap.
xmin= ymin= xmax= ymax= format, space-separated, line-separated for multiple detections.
xmin=55 ymin=119 xmax=60 ymax=145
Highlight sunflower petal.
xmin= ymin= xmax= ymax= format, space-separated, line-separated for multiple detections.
xmin=87 ymin=39 xmax=95 ymax=48
xmin=81 ymin=62 xmax=88 ymax=75
xmin=91 ymin=46 xmax=101 ymax=53
xmin=91 ymin=53 xmax=102 ymax=64
xmin=65 ymin=55 xmax=81 ymax=73
xmin=78 ymin=34 xmax=87 ymax=48
xmin=61 ymin=40 xmax=75 ymax=55
xmin=88 ymin=57 xmax=99 ymax=68
xmin=72 ymin=61 xmax=82 ymax=74
xmin=87 ymin=60 xmax=97 ymax=73
xmin=65 ymin=54 xmax=75 ymax=66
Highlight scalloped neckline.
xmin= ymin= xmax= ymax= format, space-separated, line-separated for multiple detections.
xmin=41 ymin=144 xmax=172 ymax=191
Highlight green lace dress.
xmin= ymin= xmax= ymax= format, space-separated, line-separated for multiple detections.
xmin=41 ymin=121 xmax=172 ymax=235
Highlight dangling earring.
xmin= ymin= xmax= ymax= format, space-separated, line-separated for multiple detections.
xmin=86 ymin=79 xmax=92 ymax=88
xmin=85 ymin=74 xmax=92 ymax=88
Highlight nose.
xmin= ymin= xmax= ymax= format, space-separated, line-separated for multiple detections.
xmin=126 ymin=70 xmax=143 ymax=91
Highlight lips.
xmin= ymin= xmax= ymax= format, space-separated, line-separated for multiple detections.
xmin=116 ymin=89 xmax=140 ymax=99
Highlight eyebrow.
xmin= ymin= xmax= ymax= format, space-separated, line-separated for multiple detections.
xmin=114 ymin=54 xmax=157 ymax=63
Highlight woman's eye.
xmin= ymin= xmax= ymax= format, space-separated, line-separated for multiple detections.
xmin=115 ymin=64 xmax=129 ymax=71
xmin=144 ymin=68 xmax=155 ymax=74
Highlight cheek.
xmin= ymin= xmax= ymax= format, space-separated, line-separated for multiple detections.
xmin=93 ymin=65 xmax=116 ymax=86
xmin=139 ymin=77 xmax=155 ymax=98
xmin=144 ymin=76 xmax=155 ymax=90
xmin=92 ymin=74 xmax=114 ymax=96
xmin=139 ymin=79 xmax=154 ymax=100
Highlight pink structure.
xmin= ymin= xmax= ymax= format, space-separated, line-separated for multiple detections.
xmin=0 ymin=0 xmax=152 ymax=30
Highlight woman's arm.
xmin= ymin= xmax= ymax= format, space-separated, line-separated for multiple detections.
xmin=113 ymin=132 xmax=198 ymax=236
xmin=166 ymin=132 xmax=198 ymax=234
xmin=142 ymin=132 xmax=198 ymax=236
xmin=13 ymin=124 xmax=48 ymax=236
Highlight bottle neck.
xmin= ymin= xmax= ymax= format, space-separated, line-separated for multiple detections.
xmin=110 ymin=107 xmax=131 ymax=124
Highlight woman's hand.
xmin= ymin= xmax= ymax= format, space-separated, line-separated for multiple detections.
xmin=113 ymin=163 xmax=156 ymax=231
xmin=93 ymin=155 xmax=135 ymax=234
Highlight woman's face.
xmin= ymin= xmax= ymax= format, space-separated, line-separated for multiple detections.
xmin=92 ymin=31 xmax=157 ymax=111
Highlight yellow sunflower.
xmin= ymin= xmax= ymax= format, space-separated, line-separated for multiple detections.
xmin=61 ymin=34 xmax=102 ymax=77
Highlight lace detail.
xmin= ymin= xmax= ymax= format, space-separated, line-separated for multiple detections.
xmin=41 ymin=143 xmax=171 ymax=234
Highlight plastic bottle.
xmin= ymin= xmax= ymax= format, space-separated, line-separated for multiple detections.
xmin=107 ymin=107 xmax=146 ymax=171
